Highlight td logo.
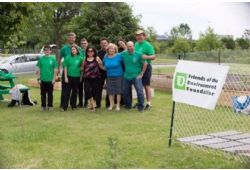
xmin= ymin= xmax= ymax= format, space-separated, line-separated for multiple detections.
xmin=174 ymin=72 xmax=188 ymax=90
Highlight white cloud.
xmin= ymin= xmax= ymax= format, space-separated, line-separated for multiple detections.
xmin=128 ymin=1 xmax=250 ymax=39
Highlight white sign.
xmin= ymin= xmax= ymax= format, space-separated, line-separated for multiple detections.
xmin=172 ymin=60 xmax=229 ymax=110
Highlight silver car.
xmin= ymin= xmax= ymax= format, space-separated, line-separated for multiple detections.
xmin=0 ymin=54 xmax=41 ymax=75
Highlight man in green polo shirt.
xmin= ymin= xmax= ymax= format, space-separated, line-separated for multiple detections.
xmin=58 ymin=32 xmax=84 ymax=109
xmin=135 ymin=29 xmax=156 ymax=110
xmin=121 ymin=41 xmax=147 ymax=112
xmin=36 ymin=45 xmax=58 ymax=111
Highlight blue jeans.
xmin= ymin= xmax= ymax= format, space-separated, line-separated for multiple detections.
xmin=123 ymin=78 xmax=144 ymax=110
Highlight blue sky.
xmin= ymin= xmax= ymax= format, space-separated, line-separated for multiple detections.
xmin=128 ymin=1 xmax=250 ymax=39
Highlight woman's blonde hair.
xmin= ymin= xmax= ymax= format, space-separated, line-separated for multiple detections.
xmin=106 ymin=43 xmax=118 ymax=54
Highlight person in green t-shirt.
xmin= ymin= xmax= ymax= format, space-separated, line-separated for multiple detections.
xmin=121 ymin=41 xmax=147 ymax=112
xmin=58 ymin=32 xmax=84 ymax=109
xmin=61 ymin=45 xmax=84 ymax=111
xmin=135 ymin=29 xmax=156 ymax=110
xmin=36 ymin=45 xmax=58 ymax=111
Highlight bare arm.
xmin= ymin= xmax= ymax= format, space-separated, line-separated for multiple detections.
xmin=137 ymin=62 xmax=148 ymax=79
xmin=98 ymin=63 xmax=106 ymax=70
xmin=52 ymin=68 xmax=57 ymax=84
xmin=36 ymin=69 xmax=41 ymax=84
xmin=96 ymin=56 xmax=106 ymax=70
xmin=64 ymin=67 xmax=69 ymax=83
xmin=142 ymin=54 xmax=156 ymax=60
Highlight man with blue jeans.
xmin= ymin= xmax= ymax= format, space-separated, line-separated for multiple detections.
xmin=121 ymin=41 xmax=147 ymax=111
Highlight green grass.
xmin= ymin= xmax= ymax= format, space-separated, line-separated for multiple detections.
xmin=153 ymin=67 xmax=175 ymax=75
xmin=0 ymin=74 xmax=249 ymax=168
xmin=153 ymin=56 xmax=178 ymax=64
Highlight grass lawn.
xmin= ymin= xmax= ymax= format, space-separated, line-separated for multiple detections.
xmin=0 ymin=74 xmax=249 ymax=168
xmin=153 ymin=67 xmax=175 ymax=75
xmin=153 ymin=57 xmax=178 ymax=64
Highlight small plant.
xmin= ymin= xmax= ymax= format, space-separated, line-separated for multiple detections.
xmin=107 ymin=136 xmax=119 ymax=169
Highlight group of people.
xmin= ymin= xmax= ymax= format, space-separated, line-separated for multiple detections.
xmin=36 ymin=29 xmax=155 ymax=112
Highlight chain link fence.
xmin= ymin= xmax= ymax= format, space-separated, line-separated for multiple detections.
xmin=172 ymin=57 xmax=250 ymax=162
xmin=157 ymin=49 xmax=250 ymax=64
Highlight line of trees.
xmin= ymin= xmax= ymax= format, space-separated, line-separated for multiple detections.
xmin=146 ymin=24 xmax=250 ymax=54
xmin=0 ymin=2 xmax=249 ymax=54
xmin=0 ymin=2 xmax=140 ymax=51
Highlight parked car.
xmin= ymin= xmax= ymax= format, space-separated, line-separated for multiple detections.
xmin=0 ymin=54 xmax=42 ymax=75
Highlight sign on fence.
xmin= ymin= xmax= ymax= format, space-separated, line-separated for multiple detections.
xmin=172 ymin=60 xmax=229 ymax=110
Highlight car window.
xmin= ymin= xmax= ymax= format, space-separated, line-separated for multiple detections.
xmin=27 ymin=55 xmax=40 ymax=62
xmin=15 ymin=56 xmax=27 ymax=63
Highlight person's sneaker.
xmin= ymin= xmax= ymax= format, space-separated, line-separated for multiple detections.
xmin=108 ymin=106 xmax=113 ymax=111
xmin=124 ymin=106 xmax=131 ymax=110
xmin=133 ymin=103 xmax=138 ymax=109
xmin=144 ymin=104 xmax=152 ymax=110
xmin=71 ymin=107 xmax=77 ymax=110
xmin=8 ymin=100 xmax=17 ymax=107
xmin=41 ymin=107 xmax=46 ymax=111
xmin=48 ymin=107 xmax=54 ymax=111
xmin=115 ymin=107 xmax=120 ymax=111
xmin=77 ymin=104 xmax=83 ymax=108
xmin=60 ymin=108 xmax=66 ymax=112
xmin=90 ymin=107 xmax=96 ymax=112
xmin=138 ymin=108 xmax=144 ymax=112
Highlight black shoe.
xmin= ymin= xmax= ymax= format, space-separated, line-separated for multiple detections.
xmin=77 ymin=104 xmax=83 ymax=108
xmin=133 ymin=103 xmax=138 ymax=109
xmin=125 ymin=106 xmax=132 ymax=110
xmin=138 ymin=108 xmax=144 ymax=112
xmin=41 ymin=107 xmax=46 ymax=111
xmin=8 ymin=100 xmax=17 ymax=107
xmin=144 ymin=104 xmax=152 ymax=110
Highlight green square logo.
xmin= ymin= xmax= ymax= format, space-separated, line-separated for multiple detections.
xmin=174 ymin=72 xmax=188 ymax=90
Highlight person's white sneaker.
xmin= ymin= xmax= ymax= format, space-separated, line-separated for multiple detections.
xmin=48 ymin=107 xmax=54 ymax=111
xmin=108 ymin=106 xmax=113 ymax=111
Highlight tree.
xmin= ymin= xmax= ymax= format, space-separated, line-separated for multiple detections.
xmin=73 ymin=2 xmax=140 ymax=47
xmin=167 ymin=23 xmax=192 ymax=53
xmin=221 ymin=37 xmax=235 ymax=50
xmin=236 ymin=38 xmax=249 ymax=49
xmin=20 ymin=2 xmax=83 ymax=48
xmin=170 ymin=37 xmax=191 ymax=57
xmin=243 ymin=29 xmax=250 ymax=40
xmin=169 ymin=23 xmax=192 ymax=40
xmin=195 ymin=27 xmax=222 ymax=51
xmin=145 ymin=26 xmax=157 ymax=42
xmin=0 ymin=3 xmax=29 ymax=44
xmin=144 ymin=26 xmax=160 ymax=53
